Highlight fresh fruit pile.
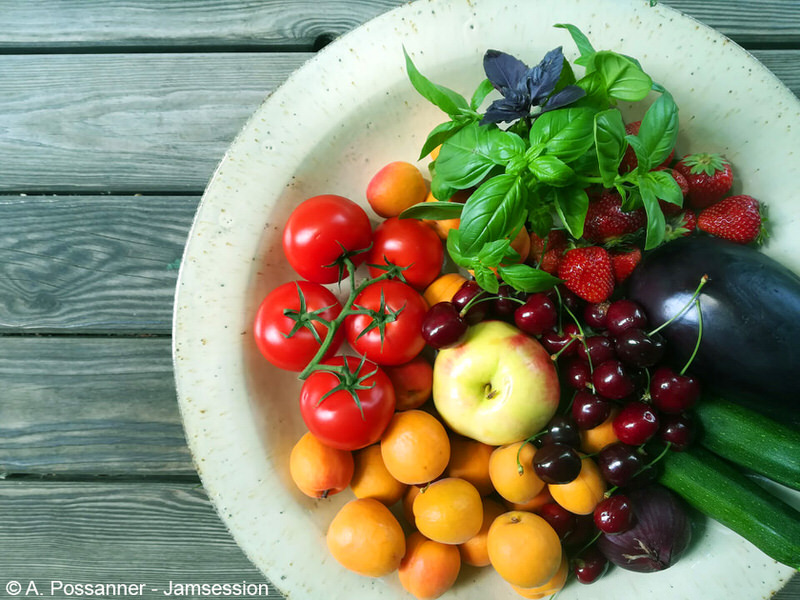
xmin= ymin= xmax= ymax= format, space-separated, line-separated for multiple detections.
xmin=253 ymin=22 xmax=799 ymax=600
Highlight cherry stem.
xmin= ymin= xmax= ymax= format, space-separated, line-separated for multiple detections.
xmin=515 ymin=432 xmax=546 ymax=473
xmin=680 ymin=299 xmax=703 ymax=376
xmin=553 ymin=286 xmax=592 ymax=372
xmin=648 ymin=274 xmax=709 ymax=337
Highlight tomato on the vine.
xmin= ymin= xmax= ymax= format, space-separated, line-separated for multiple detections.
xmin=282 ymin=194 xmax=373 ymax=284
xmin=299 ymin=356 xmax=396 ymax=451
xmin=345 ymin=279 xmax=428 ymax=366
xmin=253 ymin=280 xmax=343 ymax=372
xmin=366 ymin=217 xmax=444 ymax=290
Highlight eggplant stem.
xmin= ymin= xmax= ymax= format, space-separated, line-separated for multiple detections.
xmin=680 ymin=299 xmax=703 ymax=376
xmin=648 ymin=274 xmax=709 ymax=337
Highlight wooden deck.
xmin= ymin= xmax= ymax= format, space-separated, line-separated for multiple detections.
xmin=0 ymin=2 xmax=797 ymax=598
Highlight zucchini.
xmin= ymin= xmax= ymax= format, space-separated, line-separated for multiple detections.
xmin=660 ymin=446 xmax=800 ymax=569
xmin=696 ymin=394 xmax=800 ymax=491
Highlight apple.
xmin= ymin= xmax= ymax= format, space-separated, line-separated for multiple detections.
xmin=432 ymin=320 xmax=560 ymax=446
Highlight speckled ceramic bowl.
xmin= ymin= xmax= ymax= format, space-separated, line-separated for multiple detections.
xmin=173 ymin=0 xmax=800 ymax=598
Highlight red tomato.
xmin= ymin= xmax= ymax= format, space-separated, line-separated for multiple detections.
xmin=367 ymin=217 xmax=445 ymax=290
xmin=345 ymin=280 xmax=428 ymax=366
xmin=299 ymin=356 xmax=396 ymax=451
xmin=282 ymin=194 xmax=373 ymax=284
xmin=253 ymin=281 xmax=343 ymax=372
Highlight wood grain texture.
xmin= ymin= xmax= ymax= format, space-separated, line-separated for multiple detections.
xmin=0 ymin=195 xmax=197 ymax=333
xmin=0 ymin=1 xmax=797 ymax=49
xmin=0 ymin=53 xmax=309 ymax=193
xmin=0 ymin=481 xmax=282 ymax=599
xmin=0 ymin=337 xmax=194 ymax=477
xmin=0 ymin=50 xmax=797 ymax=194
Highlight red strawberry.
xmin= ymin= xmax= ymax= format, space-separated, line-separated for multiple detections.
xmin=674 ymin=153 xmax=733 ymax=209
xmin=558 ymin=246 xmax=615 ymax=304
xmin=664 ymin=209 xmax=696 ymax=241
xmin=528 ymin=229 xmax=568 ymax=274
xmin=619 ymin=120 xmax=675 ymax=174
xmin=610 ymin=247 xmax=642 ymax=284
xmin=583 ymin=189 xmax=646 ymax=244
xmin=697 ymin=195 xmax=762 ymax=244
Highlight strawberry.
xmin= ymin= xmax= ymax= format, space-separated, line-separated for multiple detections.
xmin=664 ymin=209 xmax=697 ymax=241
xmin=528 ymin=229 xmax=568 ymax=274
xmin=583 ymin=189 xmax=646 ymax=244
xmin=619 ymin=120 xmax=675 ymax=174
xmin=673 ymin=153 xmax=733 ymax=209
xmin=558 ymin=246 xmax=615 ymax=304
xmin=610 ymin=247 xmax=642 ymax=284
xmin=697 ymin=194 xmax=762 ymax=244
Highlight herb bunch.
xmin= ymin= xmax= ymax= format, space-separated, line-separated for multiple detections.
xmin=401 ymin=24 xmax=683 ymax=294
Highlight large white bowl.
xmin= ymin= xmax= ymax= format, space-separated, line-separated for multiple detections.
xmin=173 ymin=1 xmax=800 ymax=598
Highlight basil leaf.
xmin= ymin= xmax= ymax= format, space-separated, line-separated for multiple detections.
xmin=458 ymin=174 xmax=527 ymax=255
xmin=625 ymin=134 xmax=652 ymax=173
xmin=545 ymin=186 xmax=589 ymax=239
xmin=527 ymin=203 xmax=554 ymax=239
xmin=473 ymin=263 xmax=500 ymax=294
xmin=529 ymin=107 xmax=595 ymax=163
xmin=635 ymin=91 xmax=679 ymax=171
xmin=639 ymin=175 xmax=666 ymax=250
xmin=435 ymin=123 xmax=525 ymax=191
xmin=553 ymin=58 xmax=577 ymax=93
xmin=594 ymin=109 xmax=628 ymax=187
xmin=431 ymin=175 xmax=458 ymax=202
xmin=528 ymin=155 xmax=576 ymax=187
xmin=445 ymin=229 xmax=470 ymax=268
xmin=554 ymin=23 xmax=596 ymax=67
xmin=471 ymin=78 xmax=495 ymax=110
xmin=594 ymin=51 xmax=653 ymax=103
xmin=574 ymin=71 xmax=609 ymax=108
xmin=645 ymin=170 xmax=684 ymax=208
xmin=404 ymin=47 xmax=470 ymax=117
xmin=498 ymin=263 xmax=562 ymax=293
xmin=399 ymin=201 xmax=463 ymax=220
xmin=478 ymin=238 xmax=514 ymax=268
xmin=418 ymin=120 xmax=468 ymax=161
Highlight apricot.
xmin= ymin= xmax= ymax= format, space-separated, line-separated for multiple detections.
xmin=413 ymin=477 xmax=483 ymax=545
xmin=326 ymin=498 xmax=406 ymax=577
xmin=502 ymin=486 xmax=554 ymax=513
xmin=423 ymin=189 xmax=468 ymax=240
xmin=458 ymin=497 xmax=506 ymax=567
xmin=383 ymin=356 xmax=433 ymax=411
xmin=580 ymin=408 xmax=620 ymax=453
xmin=289 ymin=431 xmax=353 ymax=498
xmin=381 ymin=409 xmax=450 ymax=485
xmin=446 ymin=436 xmax=495 ymax=496
xmin=489 ymin=442 xmax=546 ymax=504
xmin=399 ymin=531 xmax=461 ymax=600
xmin=366 ymin=161 xmax=428 ymax=218
xmin=423 ymin=272 xmax=467 ymax=307
xmin=402 ymin=484 xmax=423 ymax=527
xmin=510 ymin=555 xmax=569 ymax=598
xmin=548 ymin=456 xmax=607 ymax=515
xmin=350 ymin=443 xmax=408 ymax=505
xmin=487 ymin=511 xmax=562 ymax=589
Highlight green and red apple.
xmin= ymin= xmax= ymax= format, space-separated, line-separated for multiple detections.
xmin=432 ymin=320 xmax=559 ymax=445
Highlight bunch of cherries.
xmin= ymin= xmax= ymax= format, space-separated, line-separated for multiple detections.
xmin=421 ymin=277 xmax=705 ymax=583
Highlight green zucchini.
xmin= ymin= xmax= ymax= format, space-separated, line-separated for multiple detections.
xmin=696 ymin=394 xmax=800 ymax=491
xmin=660 ymin=446 xmax=800 ymax=569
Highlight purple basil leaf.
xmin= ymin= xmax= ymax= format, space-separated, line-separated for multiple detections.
xmin=541 ymin=85 xmax=586 ymax=112
xmin=480 ymin=97 xmax=529 ymax=124
xmin=484 ymin=50 xmax=529 ymax=93
xmin=527 ymin=46 xmax=565 ymax=101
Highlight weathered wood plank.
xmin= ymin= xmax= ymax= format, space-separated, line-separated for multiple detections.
xmin=0 ymin=50 xmax=798 ymax=194
xmin=0 ymin=52 xmax=309 ymax=193
xmin=0 ymin=195 xmax=196 ymax=333
xmin=0 ymin=1 xmax=796 ymax=49
xmin=0 ymin=337 xmax=195 ymax=477
xmin=0 ymin=481 xmax=282 ymax=599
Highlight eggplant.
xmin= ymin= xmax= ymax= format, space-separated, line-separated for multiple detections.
xmin=627 ymin=236 xmax=800 ymax=424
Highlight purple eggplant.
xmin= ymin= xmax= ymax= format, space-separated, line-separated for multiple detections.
xmin=627 ymin=236 xmax=800 ymax=424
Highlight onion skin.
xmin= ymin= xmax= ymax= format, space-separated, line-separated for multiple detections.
xmin=597 ymin=485 xmax=692 ymax=572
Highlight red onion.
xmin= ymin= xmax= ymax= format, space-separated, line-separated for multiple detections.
xmin=597 ymin=485 xmax=692 ymax=572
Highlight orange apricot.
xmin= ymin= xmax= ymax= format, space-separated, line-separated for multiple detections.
xmin=446 ymin=436 xmax=495 ymax=496
xmin=383 ymin=356 xmax=434 ymax=411
xmin=487 ymin=511 xmax=562 ymax=589
xmin=423 ymin=272 xmax=467 ymax=307
xmin=413 ymin=477 xmax=483 ymax=545
xmin=326 ymin=498 xmax=406 ymax=577
xmin=350 ymin=443 xmax=408 ymax=505
xmin=381 ymin=410 xmax=450 ymax=485
xmin=399 ymin=531 xmax=461 ymax=600
xmin=502 ymin=486 xmax=554 ymax=513
xmin=489 ymin=442 xmax=546 ymax=504
xmin=402 ymin=484 xmax=423 ymax=526
xmin=548 ymin=455 xmax=607 ymax=515
xmin=458 ymin=497 xmax=507 ymax=567
xmin=510 ymin=555 xmax=569 ymax=598
xmin=366 ymin=161 xmax=428 ymax=218
xmin=580 ymin=408 xmax=620 ymax=453
xmin=289 ymin=431 xmax=353 ymax=498
xmin=423 ymin=189 xmax=468 ymax=240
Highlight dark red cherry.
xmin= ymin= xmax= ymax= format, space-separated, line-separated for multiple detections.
xmin=421 ymin=302 xmax=467 ymax=349
xmin=514 ymin=292 xmax=558 ymax=335
xmin=564 ymin=358 xmax=592 ymax=391
xmin=541 ymin=323 xmax=581 ymax=357
xmin=539 ymin=502 xmax=576 ymax=540
xmin=594 ymin=494 xmax=636 ymax=534
xmin=614 ymin=328 xmax=666 ymax=368
xmin=577 ymin=335 xmax=616 ymax=365
xmin=613 ymin=401 xmax=660 ymax=445
xmin=451 ymin=280 xmax=489 ymax=324
xmin=533 ymin=443 xmax=582 ymax=484
xmin=583 ymin=301 xmax=611 ymax=330
xmin=659 ymin=412 xmax=696 ymax=451
xmin=606 ymin=299 xmax=648 ymax=335
xmin=650 ymin=366 xmax=701 ymax=414
xmin=571 ymin=390 xmax=612 ymax=430
xmin=596 ymin=442 xmax=643 ymax=487
xmin=572 ymin=545 xmax=609 ymax=584
xmin=592 ymin=360 xmax=635 ymax=400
